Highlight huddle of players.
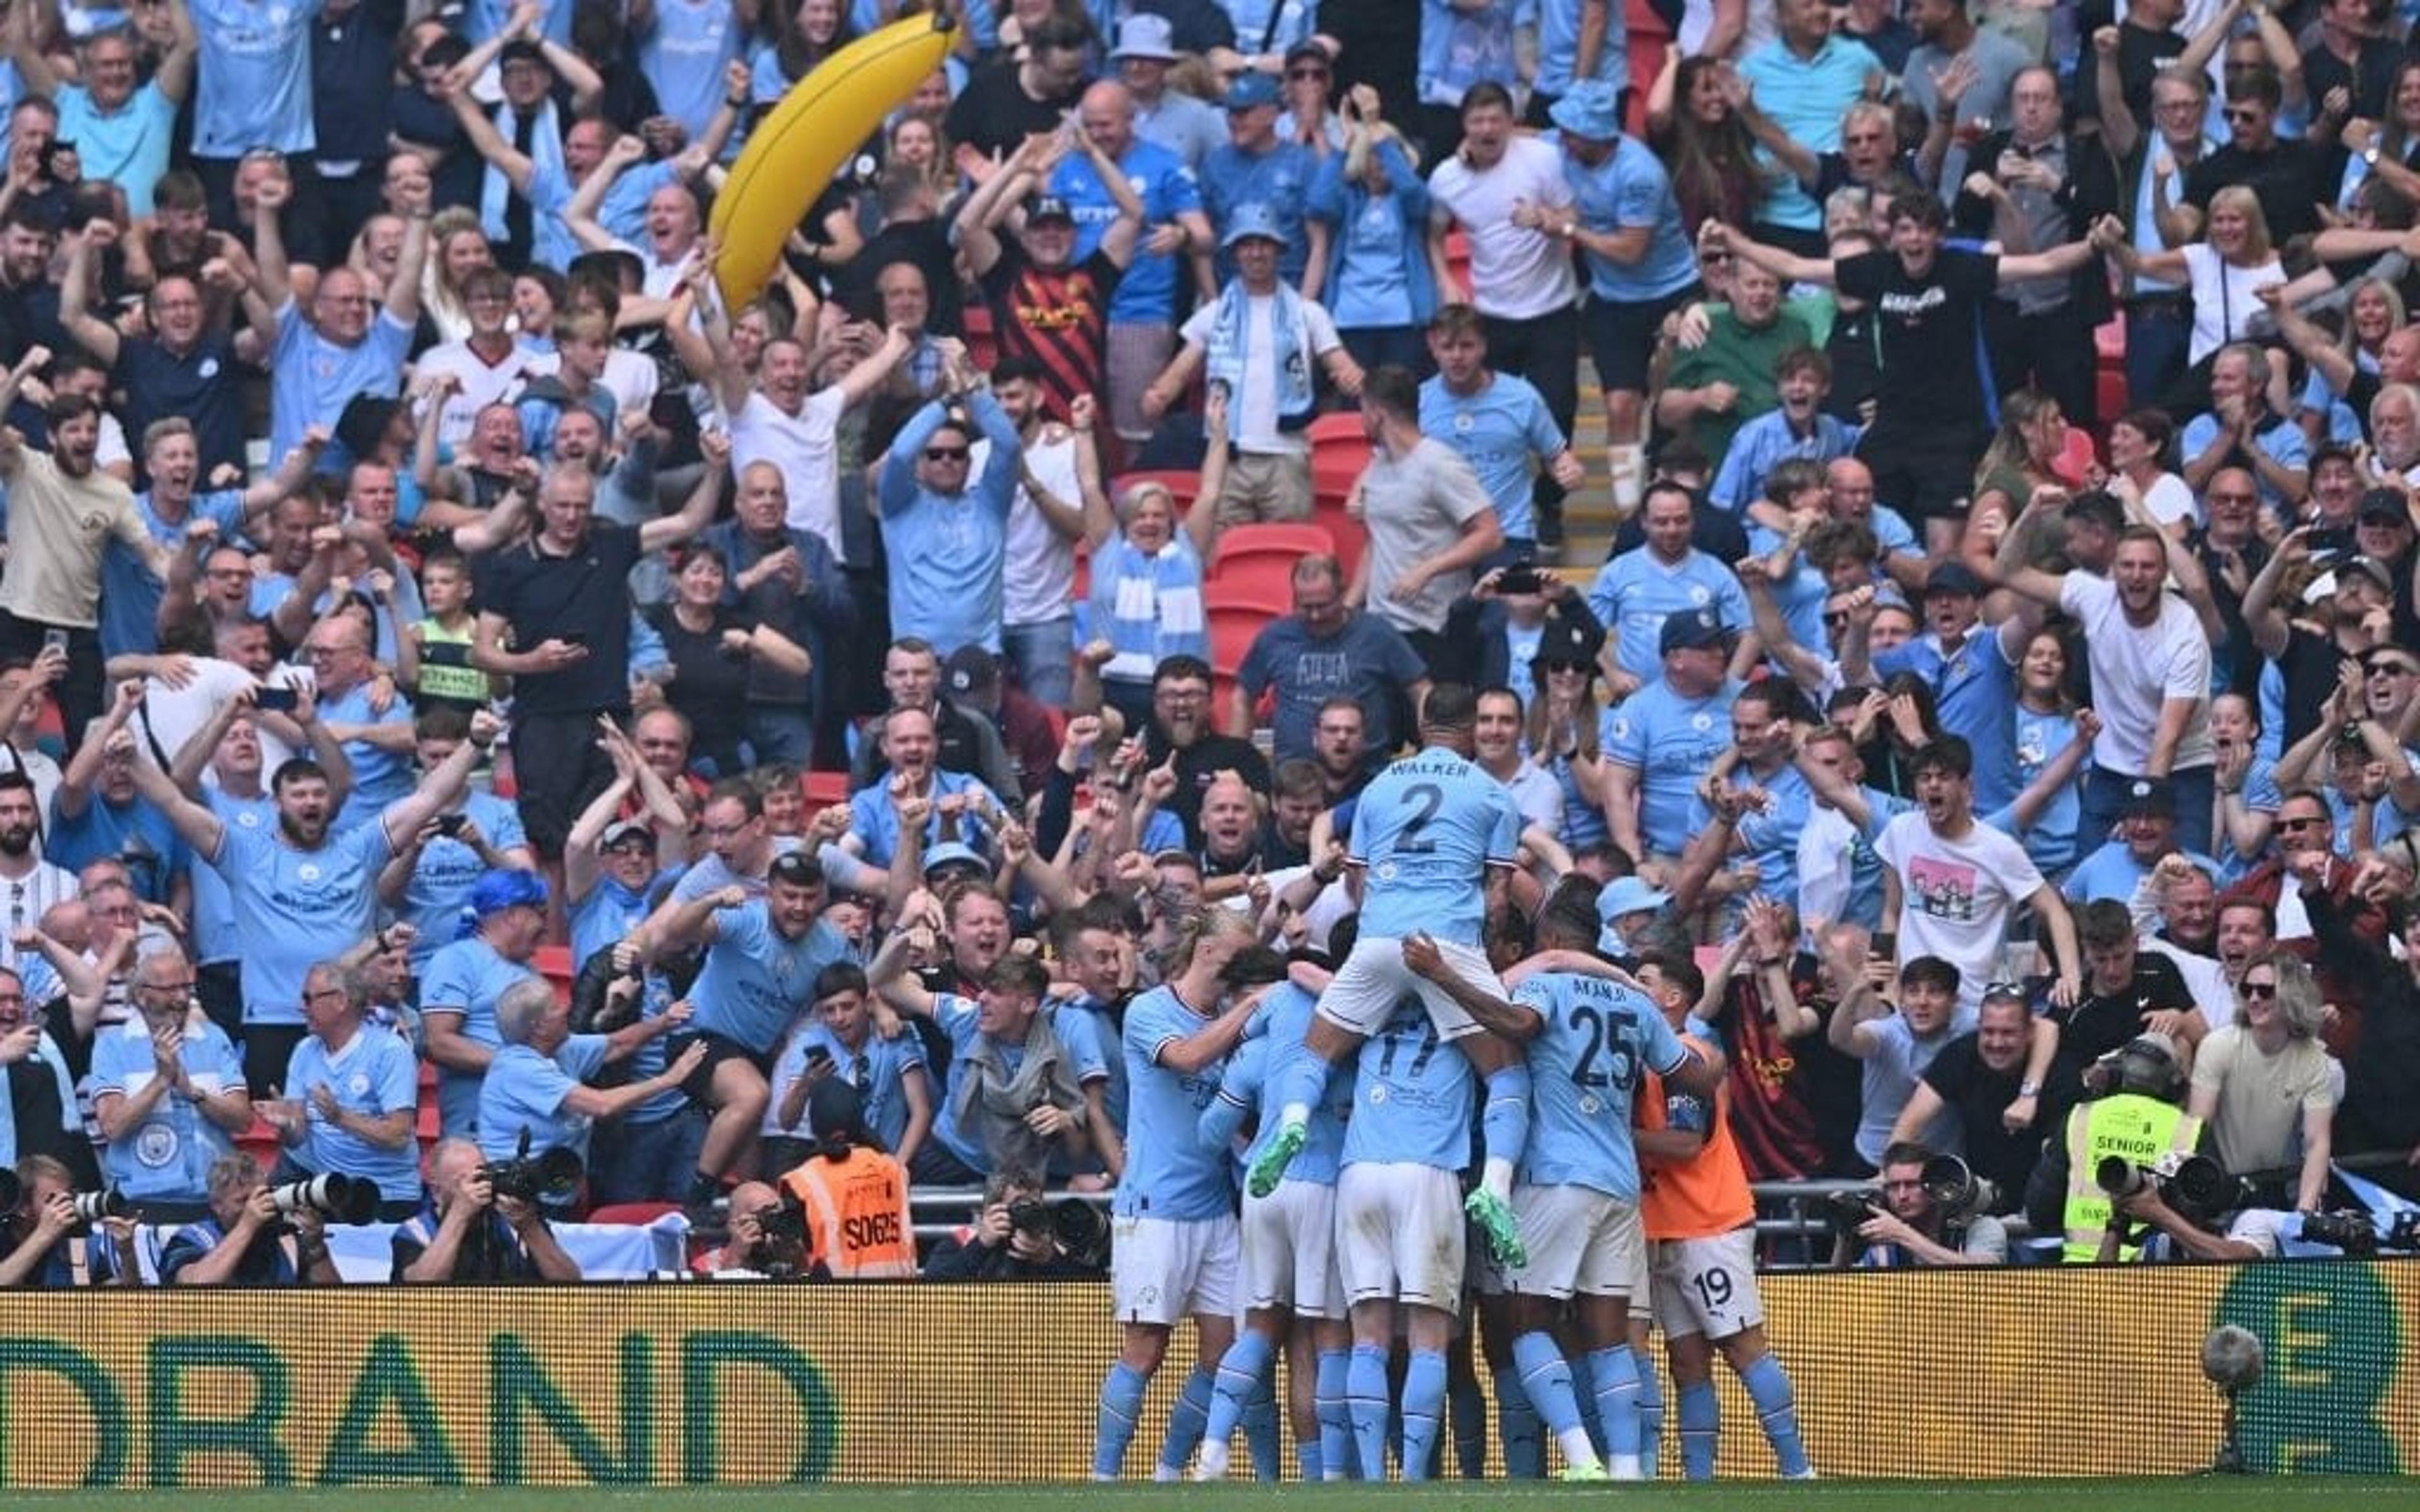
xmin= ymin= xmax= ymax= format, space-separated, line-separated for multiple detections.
xmin=1090 ymin=685 xmax=1814 ymax=1482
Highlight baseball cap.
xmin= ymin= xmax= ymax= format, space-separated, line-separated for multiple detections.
xmin=2356 ymin=488 xmax=2409 ymax=526
xmin=2120 ymin=778 xmax=2177 ymax=820
xmin=1657 ymin=607 xmax=1727 ymax=655
xmin=768 ymin=850 xmax=826 ymax=888
xmin=1224 ymin=72 xmax=1279 ymax=110
xmin=1221 ymin=201 xmax=1286 ymax=249
xmin=1023 ymin=194 xmax=1076 ymax=227
xmin=2343 ymin=553 xmax=2397 ymax=592
xmin=599 ymin=818 xmax=655 ymax=851
xmin=1532 ymin=616 xmax=1603 ymax=671
xmin=1109 ymin=14 xmax=1180 ymax=62
xmin=1283 ymin=40 xmax=1331 ymax=71
xmin=1923 ymin=561 xmax=1986 ymax=599
xmin=944 ymin=644 xmax=1001 ymax=699
xmin=1594 ymin=876 xmax=1672 ymax=953
xmin=923 ymin=841 xmax=992 ymax=880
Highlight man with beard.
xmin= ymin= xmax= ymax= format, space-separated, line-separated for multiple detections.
xmin=1884 ymin=985 xmax=2048 ymax=1212
xmin=0 ymin=772 xmax=76 ymax=975
xmin=0 ymin=351 xmax=179 ymax=747
xmin=130 ymin=705 xmax=499 ymax=1092
xmin=2242 ymin=534 xmax=2399 ymax=748
xmin=1143 ymin=655 xmax=1271 ymax=848
xmin=159 ymin=689 xmax=351 ymax=1041
xmin=2000 ymin=522 xmax=2218 ymax=856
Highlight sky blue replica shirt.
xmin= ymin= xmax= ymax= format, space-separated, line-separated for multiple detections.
xmin=89 ymin=1016 xmax=243 ymax=1202
xmin=1115 ymin=981 xmax=1238 ymax=1222
xmin=284 ymin=1022 xmax=422 ymax=1201
xmin=1352 ymin=746 xmax=1521 ymax=946
xmin=209 ymin=814 xmax=393 ymax=1028
xmin=1420 ymin=369 xmax=1566 ymax=543
xmin=688 ymin=900 xmax=848 ymax=1056
xmin=1605 ymin=677 xmax=1743 ymax=857
xmin=1340 ymin=999 xmax=1473 ymax=1173
xmin=879 ymin=390 xmax=1022 ymax=656
xmin=420 ymin=935 xmax=538 ymax=1135
xmin=478 ymin=1033 xmax=610 ymax=1162
xmin=1513 ymin=970 xmax=1688 ymax=1201
xmin=1587 ymin=547 xmax=1752 ymax=687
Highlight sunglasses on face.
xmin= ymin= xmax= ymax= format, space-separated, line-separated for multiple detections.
xmin=924 ymin=446 xmax=970 ymax=462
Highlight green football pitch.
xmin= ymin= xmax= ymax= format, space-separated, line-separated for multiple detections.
xmin=8 ymin=1481 xmax=2417 ymax=1511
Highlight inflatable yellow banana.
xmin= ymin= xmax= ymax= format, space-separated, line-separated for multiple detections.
xmin=712 ymin=11 xmax=956 ymax=309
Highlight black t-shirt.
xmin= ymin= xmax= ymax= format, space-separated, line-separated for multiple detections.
xmin=474 ymin=523 xmax=643 ymax=717
xmin=2068 ymin=21 xmax=2186 ymax=127
xmin=2183 ymin=139 xmax=2331 ymax=244
xmin=1918 ymin=1031 xmax=2039 ymax=1211
xmin=2048 ymin=954 xmax=2194 ymax=1101
xmin=843 ymin=218 xmax=964 ymax=337
xmin=1147 ymin=731 xmax=1272 ymax=848
xmin=650 ymin=604 xmax=757 ymax=758
xmin=2278 ymin=624 xmax=2360 ymax=751
xmin=944 ymin=61 xmax=1087 ymax=163
xmin=1833 ymin=248 xmax=2000 ymax=432
xmin=2301 ymin=38 xmax=2403 ymax=127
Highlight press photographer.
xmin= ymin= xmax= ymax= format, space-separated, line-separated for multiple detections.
xmin=924 ymin=1167 xmax=1105 ymax=1281
xmin=693 ymin=1181 xmax=807 ymax=1276
xmin=1835 ymin=1142 xmax=2010 ymax=1266
xmin=156 ymin=1152 xmax=341 ymax=1286
xmin=0 ymin=1157 xmax=137 ymax=1286
xmin=2025 ymin=1032 xmax=2205 ymax=1263
xmin=2094 ymin=1150 xmax=2290 ymax=1262
xmin=391 ymin=1138 xmax=584 ymax=1283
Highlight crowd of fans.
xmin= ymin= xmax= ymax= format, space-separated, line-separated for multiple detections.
xmin=0 ymin=0 xmax=2415 ymax=1293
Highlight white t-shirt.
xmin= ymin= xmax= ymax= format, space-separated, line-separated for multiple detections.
xmin=2181 ymin=243 xmax=2284 ymax=367
xmin=2058 ymin=572 xmax=2213 ymax=776
xmin=730 ymin=386 xmax=850 ymax=564
xmin=1875 ymin=810 xmax=2046 ymax=1011
xmin=134 ymin=657 xmax=307 ymax=780
xmin=1178 ymin=294 xmax=1342 ymax=457
xmin=2140 ymin=937 xmax=2236 ymax=1031
xmin=1427 ymin=135 xmax=1578 ymax=321
xmin=2140 ymin=471 xmax=2198 ymax=530
xmin=416 ymin=339 xmax=535 ymax=452
xmin=990 ymin=427 xmax=1080 ymax=629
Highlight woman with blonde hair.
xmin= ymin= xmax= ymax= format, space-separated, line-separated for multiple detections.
xmin=1968 ymin=388 xmax=2071 ymax=525
xmin=420 ymin=209 xmax=495 ymax=344
xmin=2107 ymin=184 xmax=2281 ymax=410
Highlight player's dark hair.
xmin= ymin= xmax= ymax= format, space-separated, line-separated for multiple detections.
xmin=1420 ymin=682 xmax=1478 ymax=733
xmin=1639 ymin=951 xmax=1704 ymax=1003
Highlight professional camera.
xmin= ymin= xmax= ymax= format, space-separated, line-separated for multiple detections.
xmin=478 ymin=1131 xmax=585 ymax=1206
xmin=1920 ymin=1154 xmax=1999 ymax=1217
xmin=2298 ymin=1210 xmax=2381 ymax=1255
xmin=270 ymin=1172 xmax=379 ymax=1225
xmin=2095 ymin=1152 xmax=2252 ymax=1222
xmin=71 ymin=1186 xmax=129 ymax=1225
xmin=756 ymin=1196 xmax=807 ymax=1242
xmin=1821 ymin=1186 xmax=1884 ymax=1233
xmin=1005 ymin=1194 xmax=1109 ymax=1266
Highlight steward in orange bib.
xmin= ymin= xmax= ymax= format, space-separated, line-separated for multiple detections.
xmin=778 ymin=1076 xmax=917 ymax=1279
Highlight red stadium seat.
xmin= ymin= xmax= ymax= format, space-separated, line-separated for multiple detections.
xmin=1212 ymin=521 xmax=1335 ymax=580
xmin=1311 ymin=495 xmax=1368 ymax=580
xmin=533 ymin=944 xmax=573 ymax=996
xmin=1110 ymin=469 xmax=1202 ymax=510
xmin=1627 ymin=0 xmax=1674 ymax=137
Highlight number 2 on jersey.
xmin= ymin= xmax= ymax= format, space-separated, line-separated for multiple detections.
xmin=1393 ymin=782 xmax=1444 ymax=856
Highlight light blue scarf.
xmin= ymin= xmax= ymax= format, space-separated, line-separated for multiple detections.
xmin=1204 ymin=278 xmax=1315 ymax=441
